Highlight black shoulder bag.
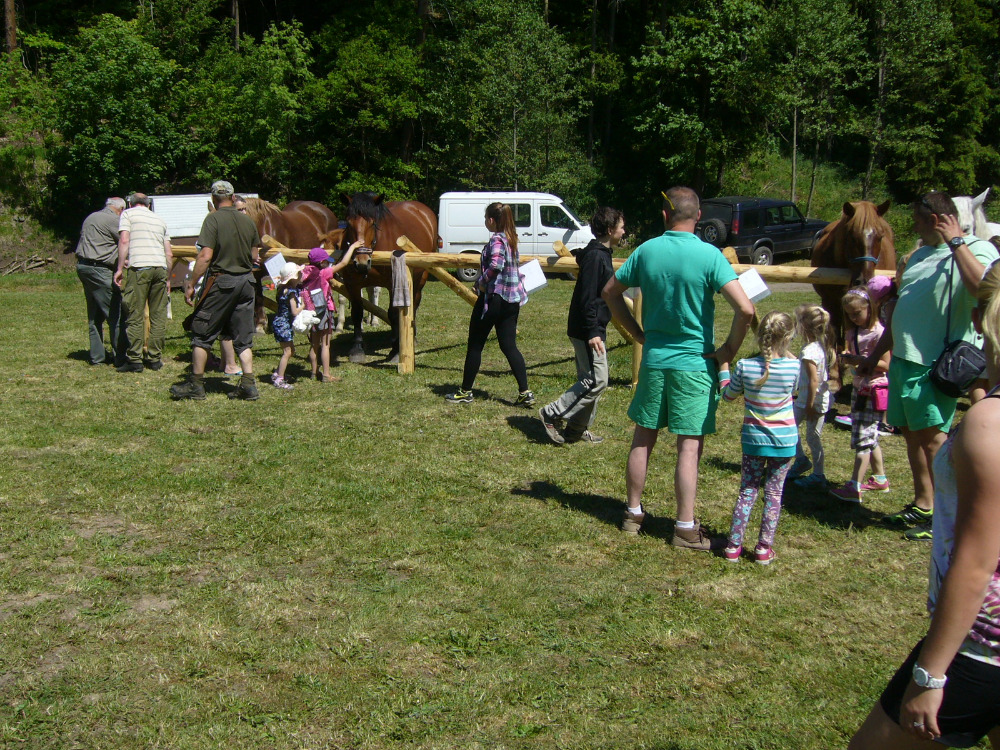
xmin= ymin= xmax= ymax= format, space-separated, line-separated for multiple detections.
xmin=929 ymin=253 xmax=986 ymax=398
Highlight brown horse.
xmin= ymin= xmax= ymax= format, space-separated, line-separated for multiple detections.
xmin=811 ymin=199 xmax=896 ymax=387
xmin=242 ymin=198 xmax=340 ymax=328
xmin=338 ymin=192 xmax=438 ymax=363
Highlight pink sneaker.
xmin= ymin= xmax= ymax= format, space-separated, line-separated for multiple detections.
xmin=754 ymin=545 xmax=775 ymax=565
xmin=861 ymin=476 xmax=890 ymax=492
xmin=724 ymin=544 xmax=742 ymax=563
xmin=829 ymin=483 xmax=863 ymax=503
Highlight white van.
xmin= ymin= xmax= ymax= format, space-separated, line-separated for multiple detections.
xmin=438 ymin=191 xmax=595 ymax=281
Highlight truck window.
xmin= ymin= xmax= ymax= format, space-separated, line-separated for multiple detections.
xmin=781 ymin=204 xmax=804 ymax=223
xmin=765 ymin=206 xmax=782 ymax=226
xmin=540 ymin=204 xmax=578 ymax=230
xmin=740 ymin=208 xmax=761 ymax=230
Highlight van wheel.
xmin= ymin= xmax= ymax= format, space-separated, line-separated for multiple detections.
xmin=454 ymin=263 xmax=479 ymax=283
xmin=702 ymin=219 xmax=727 ymax=245
xmin=751 ymin=246 xmax=774 ymax=266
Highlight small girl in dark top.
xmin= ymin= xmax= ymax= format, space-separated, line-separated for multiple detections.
xmin=271 ymin=262 xmax=303 ymax=390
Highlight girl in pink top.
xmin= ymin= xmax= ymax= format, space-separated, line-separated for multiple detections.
xmin=301 ymin=243 xmax=359 ymax=382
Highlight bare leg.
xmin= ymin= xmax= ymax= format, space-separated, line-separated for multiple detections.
xmin=237 ymin=347 xmax=253 ymax=376
xmin=851 ymin=451 xmax=871 ymax=484
xmin=192 ymin=346 xmax=209 ymax=376
xmin=220 ymin=339 xmax=240 ymax=374
xmin=675 ymin=434 xmax=704 ymax=524
xmin=902 ymin=425 xmax=947 ymax=511
xmin=870 ymin=444 xmax=885 ymax=476
xmin=626 ymin=426 xmax=659 ymax=512
xmin=320 ymin=329 xmax=332 ymax=380
xmin=848 ymin=701 xmax=936 ymax=750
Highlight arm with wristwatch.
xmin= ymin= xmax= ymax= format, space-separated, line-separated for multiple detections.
xmin=935 ymin=213 xmax=987 ymax=296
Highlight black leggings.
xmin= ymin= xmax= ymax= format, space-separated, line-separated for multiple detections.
xmin=462 ymin=293 xmax=528 ymax=392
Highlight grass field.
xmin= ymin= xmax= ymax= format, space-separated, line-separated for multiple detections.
xmin=0 ymin=271 xmax=958 ymax=749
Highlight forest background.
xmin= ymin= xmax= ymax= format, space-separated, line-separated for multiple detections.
xmin=0 ymin=0 xmax=998 ymax=249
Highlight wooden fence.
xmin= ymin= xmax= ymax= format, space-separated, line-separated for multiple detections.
xmin=172 ymin=238 xmax=891 ymax=376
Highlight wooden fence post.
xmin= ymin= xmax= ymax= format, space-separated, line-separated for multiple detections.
xmin=398 ymin=263 xmax=416 ymax=374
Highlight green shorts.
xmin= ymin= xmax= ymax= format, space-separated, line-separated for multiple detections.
xmin=886 ymin=357 xmax=957 ymax=433
xmin=628 ymin=366 xmax=718 ymax=435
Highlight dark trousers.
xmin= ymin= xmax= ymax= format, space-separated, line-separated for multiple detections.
xmin=77 ymin=262 xmax=126 ymax=365
xmin=462 ymin=293 xmax=528 ymax=392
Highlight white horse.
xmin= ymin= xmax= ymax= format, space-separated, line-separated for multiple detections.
xmin=953 ymin=188 xmax=1000 ymax=241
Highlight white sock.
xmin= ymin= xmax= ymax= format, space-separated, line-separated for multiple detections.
xmin=675 ymin=519 xmax=696 ymax=530
xmin=627 ymin=505 xmax=644 ymax=516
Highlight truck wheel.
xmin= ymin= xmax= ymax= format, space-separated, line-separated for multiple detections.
xmin=454 ymin=256 xmax=479 ymax=283
xmin=751 ymin=245 xmax=774 ymax=266
xmin=702 ymin=219 xmax=727 ymax=245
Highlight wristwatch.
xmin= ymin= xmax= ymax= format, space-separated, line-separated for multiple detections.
xmin=948 ymin=236 xmax=966 ymax=251
xmin=912 ymin=664 xmax=947 ymax=689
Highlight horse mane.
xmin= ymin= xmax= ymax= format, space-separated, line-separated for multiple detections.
xmin=346 ymin=192 xmax=391 ymax=222
xmin=242 ymin=197 xmax=283 ymax=228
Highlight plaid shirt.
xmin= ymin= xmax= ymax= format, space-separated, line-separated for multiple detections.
xmin=475 ymin=233 xmax=527 ymax=315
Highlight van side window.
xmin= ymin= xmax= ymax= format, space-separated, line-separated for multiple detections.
xmin=511 ymin=203 xmax=531 ymax=228
xmin=540 ymin=205 xmax=576 ymax=230
xmin=781 ymin=204 xmax=803 ymax=223
xmin=765 ymin=206 xmax=782 ymax=226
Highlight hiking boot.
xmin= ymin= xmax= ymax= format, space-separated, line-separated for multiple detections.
xmin=514 ymin=390 xmax=536 ymax=407
xmin=143 ymin=359 xmax=163 ymax=371
xmin=622 ymin=506 xmax=645 ymax=536
xmin=170 ymin=379 xmax=206 ymax=401
xmin=861 ymin=475 xmax=890 ymax=493
xmin=445 ymin=388 xmax=473 ymax=404
xmin=794 ymin=473 xmax=828 ymax=491
xmin=565 ymin=430 xmax=604 ymax=444
xmin=754 ymin=545 xmax=776 ymax=565
xmin=724 ymin=544 xmax=742 ymax=563
xmin=829 ymin=482 xmax=863 ymax=503
xmin=904 ymin=523 xmax=933 ymax=541
xmin=787 ymin=456 xmax=812 ymax=480
xmin=885 ymin=503 xmax=932 ymax=526
xmin=228 ymin=380 xmax=260 ymax=401
xmin=116 ymin=361 xmax=144 ymax=373
xmin=538 ymin=407 xmax=565 ymax=445
xmin=671 ymin=522 xmax=721 ymax=551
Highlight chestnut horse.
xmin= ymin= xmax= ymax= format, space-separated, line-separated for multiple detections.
xmin=810 ymin=199 xmax=896 ymax=388
xmin=338 ymin=192 xmax=438 ymax=363
xmin=242 ymin=198 xmax=340 ymax=329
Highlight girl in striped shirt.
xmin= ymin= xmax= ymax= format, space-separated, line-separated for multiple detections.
xmin=719 ymin=311 xmax=801 ymax=564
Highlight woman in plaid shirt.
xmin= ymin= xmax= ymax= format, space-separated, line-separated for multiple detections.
xmin=446 ymin=202 xmax=534 ymax=406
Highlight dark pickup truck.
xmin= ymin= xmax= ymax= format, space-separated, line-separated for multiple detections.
xmin=695 ymin=196 xmax=829 ymax=265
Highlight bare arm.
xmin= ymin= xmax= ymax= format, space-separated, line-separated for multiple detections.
xmin=186 ymin=246 xmax=215 ymax=306
xmin=601 ymin=277 xmax=644 ymax=345
xmin=899 ymin=400 xmax=1000 ymax=740
xmin=114 ymin=230 xmax=130 ymax=287
xmin=164 ymin=239 xmax=173 ymax=293
xmin=329 ymin=241 xmax=360 ymax=274
xmin=858 ymin=326 xmax=893 ymax=376
xmin=802 ymin=359 xmax=821 ymax=418
xmin=936 ymin=213 xmax=986 ymax=297
xmin=704 ymin=278 xmax=755 ymax=365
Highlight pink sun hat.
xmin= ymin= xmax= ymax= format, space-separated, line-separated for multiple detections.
xmin=866 ymin=275 xmax=893 ymax=302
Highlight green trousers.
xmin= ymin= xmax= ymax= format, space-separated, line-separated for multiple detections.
xmin=121 ymin=266 xmax=168 ymax=364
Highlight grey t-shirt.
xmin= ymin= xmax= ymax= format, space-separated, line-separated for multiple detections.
xmin=75 ymin=207 xmax=120 ymax=266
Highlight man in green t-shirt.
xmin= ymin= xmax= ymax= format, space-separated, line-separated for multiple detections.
xmin=603 ymin=187 xmax=755 ymax=550
xmin=171 ymin=180 xmax=263 ymax=402
xmin=861 ymin=192 xmax=999 ymax=541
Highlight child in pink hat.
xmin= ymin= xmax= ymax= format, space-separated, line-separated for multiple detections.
xmin=301 ymin=242 xmax=361 ymax=382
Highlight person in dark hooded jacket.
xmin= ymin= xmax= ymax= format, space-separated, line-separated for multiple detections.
xmin=538 ymin=206 xmax=625 ymax=444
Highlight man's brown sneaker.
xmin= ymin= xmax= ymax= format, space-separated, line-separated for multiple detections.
xmin=670 ymin=522 xmax=721 ymax=551
xmin=622 ymin=507 xmax=645 ymax=535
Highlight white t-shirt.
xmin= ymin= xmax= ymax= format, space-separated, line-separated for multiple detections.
xmin=795 ymin=341 xmax=831 ymax=412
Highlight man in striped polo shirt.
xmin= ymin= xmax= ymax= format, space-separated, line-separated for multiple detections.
xmin=113 ymin=193 xmax=173 ymax=372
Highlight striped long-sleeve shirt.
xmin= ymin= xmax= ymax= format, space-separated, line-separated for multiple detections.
xmin=721 ymin=356 xmax=801 ymax=457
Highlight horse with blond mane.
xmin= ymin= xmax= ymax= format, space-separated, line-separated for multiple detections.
xmin=811 ymin=200 xmax=896 ymax=388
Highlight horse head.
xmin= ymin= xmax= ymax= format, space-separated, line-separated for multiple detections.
xmin=953 ymin=188 xmax=991 ymax=237
xmin=342 ymin=191 xmax=387 ymax=277
xmin=839 ymin=199 xmax=893 ymax=285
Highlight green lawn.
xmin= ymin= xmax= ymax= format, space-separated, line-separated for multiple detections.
xmin=0 ymin=272 xmax=952 ymax=748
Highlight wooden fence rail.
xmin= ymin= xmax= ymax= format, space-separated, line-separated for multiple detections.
xmin=170 ymin=242 xmax=889 ymax=375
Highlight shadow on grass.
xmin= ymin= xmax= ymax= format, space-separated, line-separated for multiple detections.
xmin=780 ymin=481 xmax=889 ymax=531
xmin=703 ymin=455 xmax=742 ymax=474
xmin=510 ymin=478 xmax=723 ymax=543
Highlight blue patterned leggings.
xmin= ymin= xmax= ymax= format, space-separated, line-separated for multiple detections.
xmin=728 ymin=454 xmax=793 ymax=549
